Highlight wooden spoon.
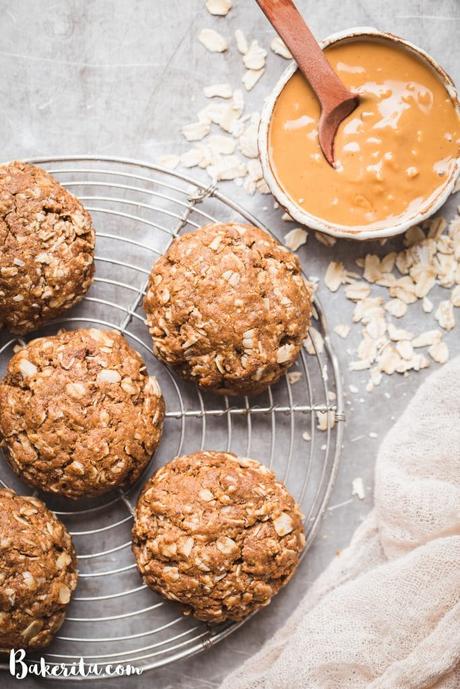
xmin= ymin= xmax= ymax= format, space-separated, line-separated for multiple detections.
xmin=255 ymin=0 xmax=359 ymax=166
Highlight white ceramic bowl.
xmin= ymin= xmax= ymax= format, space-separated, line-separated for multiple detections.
xmin=259 ymin=26 xmax=460 ymax=241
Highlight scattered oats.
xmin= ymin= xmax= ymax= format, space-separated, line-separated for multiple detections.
xmin=282 ymin=212 xmax=294 ymax=222
xmin=182 ymin=121 xmax=210 ymax=141
xmin=198 ymin=28 xmax=228 ymax=53
xmin=349 ymin=384 xmax=358 ymax=393
xmin=285 ymin=227 xmax=308 ymax=251
xmin=352 ymin=477 xmax=365 ymax=499
xmin=315 ymin=231 xmax=336 ymax=247
xmin=369 ymin=432 xmax=378 ymax=438
xmin=334 ymin=324 xmax=350 ymax=339
xmin=412 ymin=330 xmax=441 ymax=347
xmin=302 ymin=431 xmax=311 ymax=441
xmin=422 ymin=296 xmax=433 ymax=313
xmin=435 ymin=300 xmax=455 ymax=331
xmin=350 ymin=359 xmax=372 ymax=371
xmin=207 ymin=155 xmax=247 ymax=181
xmin=206 ymin=0 xmax=232 ymax=16
xmin=235 ymin=28 xmax=248 ymax=54
xmin=370 ymin=368 xmax=382 ymax=386
xmin=387 ymin=323 xmax=413 ymax=341
xmin=270 ymin=36 xmax=292 ymax=59
xmin=395 ymin=340 xmax=414 ymax=360
xmin=204 ymin=83 xmax=233 ymax=98
xmin=305 ymin=326 xmax=324 ymax=355
xmin=242 ymin=68 xmax=265 ymax=91
xmin=345 ymin=281 xmax=371 ymax=301
xmin=404 ymin=225 xmax=425 ymax=246
xmin=287 ymin=371 xmax=302 ymax=384
xmin=324 ymin=261 xmax=347 ymax=292
xmin=389 ymin=277 xmax=418 ymax=304
xmin=428 ymin=216 xmax=447 ymax=238
xmin=180 ymin=148 xmax=204 ymax=168
xmin=317 ymin=410 xmax=335 ymax=431
xmin=451 ymin=285 xmax=460 ymax=307
xmin=239 ymin=116 xmax=259 ymax=157
xmin=428 ymin=340 xmax=449 ymax=364
xmin=243 ymin=40 xmax=267 ymax=70
xmin=363 ymin=254 xmax=382 ymax=283
xmin=208 ymin=134 xmax=236 ymax=154
xmin=384 ymin=298 xmax=407 ymax=318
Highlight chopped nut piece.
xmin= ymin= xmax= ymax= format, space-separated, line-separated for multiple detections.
xmin=273 ymin=512 xmax=294 ymax=536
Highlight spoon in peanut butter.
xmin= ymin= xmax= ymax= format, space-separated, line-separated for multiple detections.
xmin=256 ymin=0 xmax=359 ymax=166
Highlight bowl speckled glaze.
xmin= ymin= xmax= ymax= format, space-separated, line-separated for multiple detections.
xmin=258 ymin=27 xmax=460 ymax=241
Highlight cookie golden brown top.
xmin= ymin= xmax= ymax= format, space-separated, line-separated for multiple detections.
xmin=0 ymin=161 xmax=95 ymax=334
xmin=0 ymin=328 xmax=164 ymax=499
xmin=144 ymin=223 xmax=312 ymax=396
xmin=0 ymin=488 xmax=78 ymax=651
xmin=132 ymin=451 xmax=305 ymax=623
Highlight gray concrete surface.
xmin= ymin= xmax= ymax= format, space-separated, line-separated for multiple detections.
xmin=0 ymin=1 xmax=459 ymax=687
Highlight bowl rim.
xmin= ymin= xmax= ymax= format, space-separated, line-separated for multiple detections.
xmin=258 ymin=26 xmax=460 ymax=241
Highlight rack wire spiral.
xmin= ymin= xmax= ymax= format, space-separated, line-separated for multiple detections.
xmin=0 ymin=156 xmax=344 ymax=680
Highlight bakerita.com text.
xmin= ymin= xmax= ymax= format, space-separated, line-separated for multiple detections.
xmin=9 ymin=650 xmax=144 ymax=679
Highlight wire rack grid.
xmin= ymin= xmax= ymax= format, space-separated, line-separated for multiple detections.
xmin=0 ymin=156 xmax=344 ymax=680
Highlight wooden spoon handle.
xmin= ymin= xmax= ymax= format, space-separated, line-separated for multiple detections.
xmin=255 ymin=0 xmax=354 ymax=112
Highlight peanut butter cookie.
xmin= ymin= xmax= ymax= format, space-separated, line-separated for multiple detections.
xmin=0 ymin=161 xmax=95 ymax=334
xmin=132 ymin=451 xmax=304 ymax=623
xmin=0 ymin=488 xmax=77 ymax=651
xmin=0 ymin=328 xmax=165 ymax=499
xmin=144 ymin=223 xmax=312 ymax=396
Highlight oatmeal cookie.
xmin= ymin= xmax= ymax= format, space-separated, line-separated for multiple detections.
xmin=132 ymin=451 xmax=304 ymax=623
xmin=144 ymin=223 xmax=312 ymax=396
xmin=0 ymin=328 xmax=165 ymax=499
xmin=0 ymin=161 xmax=95 ymax=334
xmin=0 ymin=488 xmax=78 ymax=651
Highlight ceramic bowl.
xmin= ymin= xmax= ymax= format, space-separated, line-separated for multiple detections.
xmin=258 ymin=26 xmax=460 ymax=241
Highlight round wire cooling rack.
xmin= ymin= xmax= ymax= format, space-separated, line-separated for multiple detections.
xmin=0 ymin=156 xmax=344 ymax=680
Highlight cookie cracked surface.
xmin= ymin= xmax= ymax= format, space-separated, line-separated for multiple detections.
xmin=0 ymin=328 xmax=165 ymax=499
xmin=0 ymin=488 xmax=78 ymax=651
xmin=0 ymin=161 xmax=95 ymax=334
xmin=132 ymin=451 xmax=304 ymax=623
xmin=144 ymin=223 xmax=312 ymax=396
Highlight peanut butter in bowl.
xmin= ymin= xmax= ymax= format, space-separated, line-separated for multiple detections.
xmin=259 ymin=28 xmax=460 ymax=240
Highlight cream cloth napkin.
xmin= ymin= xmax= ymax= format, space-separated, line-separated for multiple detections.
xmin=220 ymin=357 xmax=460 ymax=689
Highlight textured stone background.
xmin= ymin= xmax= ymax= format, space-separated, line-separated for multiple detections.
xmin=0 ymin=1 xmax=459 ymax=687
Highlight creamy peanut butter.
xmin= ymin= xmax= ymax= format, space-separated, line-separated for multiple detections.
xmin=268 ymin=38 xmax=460 ymax=228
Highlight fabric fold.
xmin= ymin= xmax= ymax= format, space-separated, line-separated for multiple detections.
xmin=220 ymin=358 xmax=460 ymax=689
